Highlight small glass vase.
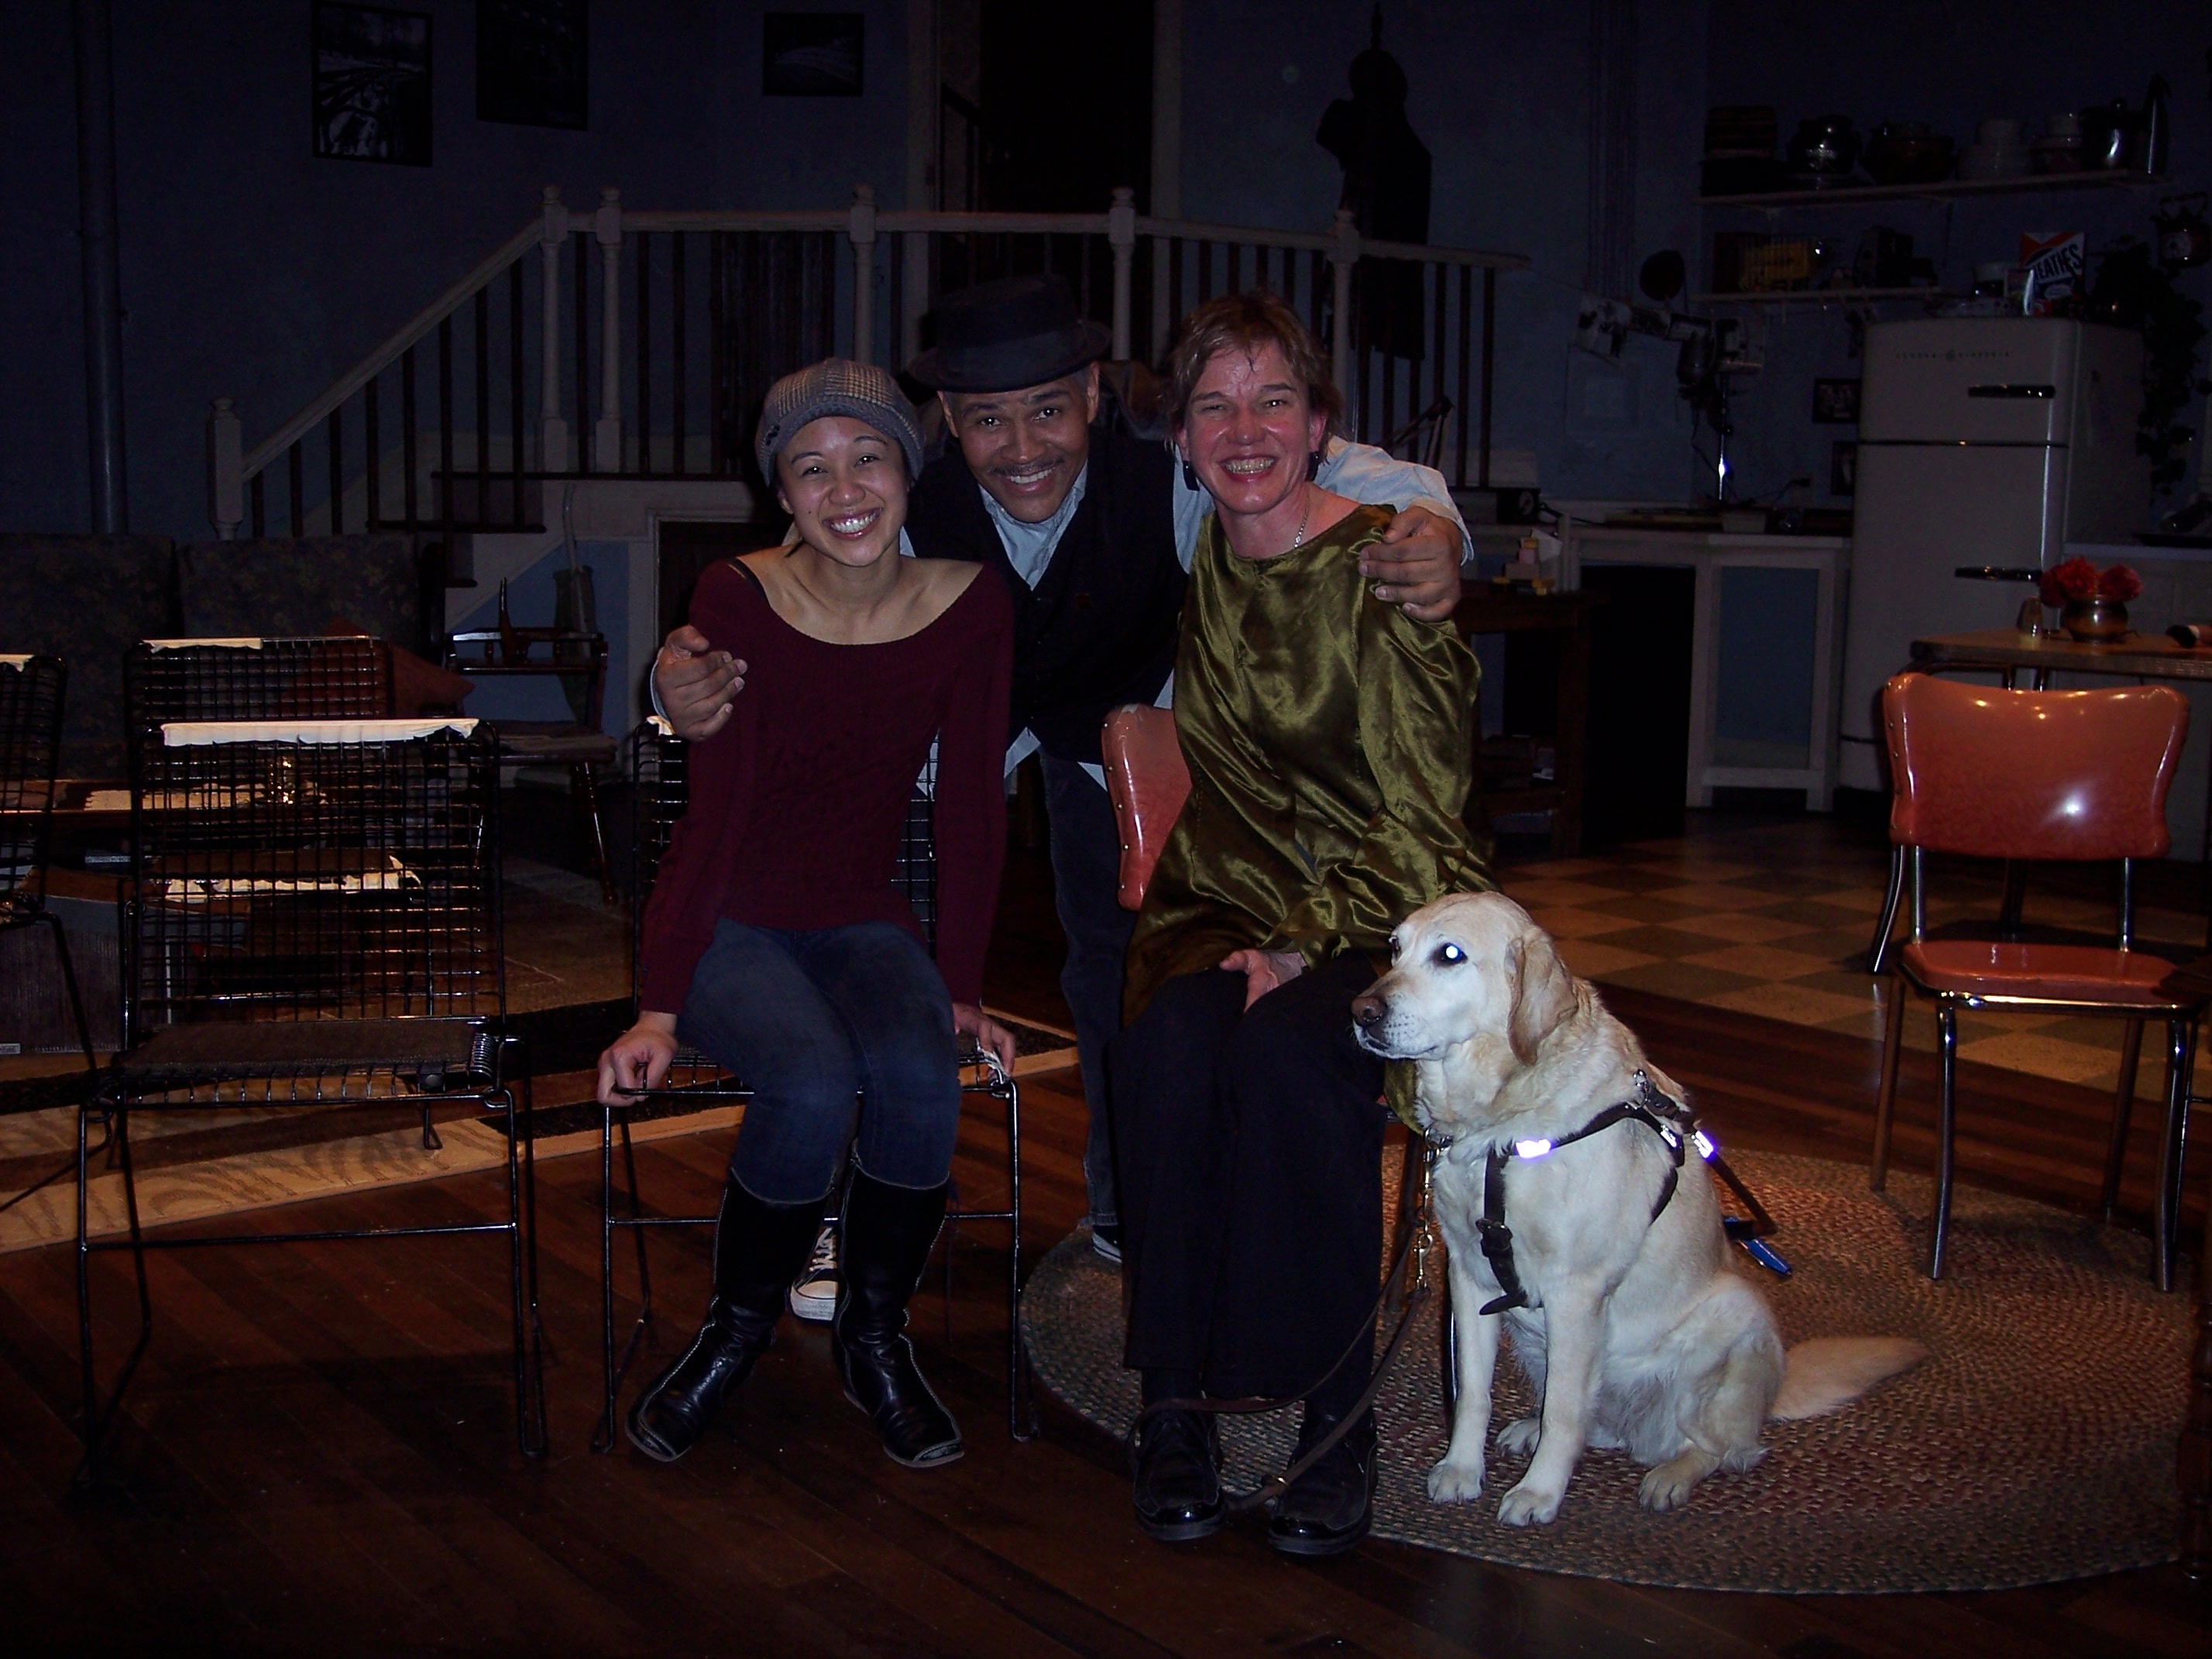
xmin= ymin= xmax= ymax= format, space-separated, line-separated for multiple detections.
xmin=2059 ymin=596 xmax=2131 ymax=642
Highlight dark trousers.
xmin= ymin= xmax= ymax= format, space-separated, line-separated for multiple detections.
xmin=1041 ymin=754 xmax=1135 ymax=1228
xmin=678 ymin=918 xmax=960 ymax=1205
xmin=1110 ymin=953 xmax=1386 ymax=1400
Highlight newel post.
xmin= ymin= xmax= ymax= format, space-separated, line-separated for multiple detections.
xmin=595 ymin=187 xmax=623 ymax=472
xmin=1329 ymin=208 xmax=1359 ymax=400
xmin=1108 ymin=187 xmax=1136 ymax=362
xmin=538 ymin=185 xmax=570 ymax=472
xmin=206 ymin=397 xmax=243 ymax=540
xmin=848 ymin=184 xmax=878 ymax=366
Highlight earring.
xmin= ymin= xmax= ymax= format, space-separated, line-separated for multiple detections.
xmin=1307 ymin=448 xmax=1324 ymax=481
xmin=1183 ymin=456 xmax=1200 ymax=492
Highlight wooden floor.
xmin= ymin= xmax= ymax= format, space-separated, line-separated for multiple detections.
xmin=2 ymin=836 xmax=2209 ymax=1654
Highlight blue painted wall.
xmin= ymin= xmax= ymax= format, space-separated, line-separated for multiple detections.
xmin=2 ymin=0 xmax=910 ymax=541
xmin=10 ymin=2 xmax=2200 ymax=547
xmin=1177 ymin=0 xmax=1712 ymax=502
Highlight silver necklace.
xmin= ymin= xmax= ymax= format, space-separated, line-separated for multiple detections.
xmin=1288 ymin=487 xmax=1314 ymax=552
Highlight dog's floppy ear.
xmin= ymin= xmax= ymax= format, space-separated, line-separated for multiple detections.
xmin=1506 ymin=929 xmax=1577 ymax=1065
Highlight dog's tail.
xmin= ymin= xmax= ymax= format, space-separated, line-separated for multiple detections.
xmin=1769 ymin=1337 xmax=1929 ymax=1421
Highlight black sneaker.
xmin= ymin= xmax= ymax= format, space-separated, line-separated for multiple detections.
xmin=787 ymin=1221 xmax=839 ymax=1322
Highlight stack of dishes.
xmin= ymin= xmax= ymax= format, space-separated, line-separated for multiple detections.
xmin=2031 ymin=113 xmax=2083 ymax=174
xmin=1959 ymin=118 xmax=2031 ymax=180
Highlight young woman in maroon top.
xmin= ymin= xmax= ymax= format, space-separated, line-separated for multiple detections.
xmin=596 ymin=360 xmax=1015 ymax=1470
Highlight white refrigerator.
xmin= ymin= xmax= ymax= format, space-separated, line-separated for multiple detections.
xmin=1836 ymin=317 xmax=2148 ymax=792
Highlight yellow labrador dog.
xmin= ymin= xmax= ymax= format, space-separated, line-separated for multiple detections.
xmin=1352 ymin=892 xmax=1924 ymax=1527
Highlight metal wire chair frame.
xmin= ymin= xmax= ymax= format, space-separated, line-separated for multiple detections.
xmin=124 ymin=636 xmax=395 ymax=728
xmin=592 ymin=719 xmax=1032 ymax=1451
xmin=0 ymin=654 xmax=102 ymax=1218
xmin=77 ymin=721 xmax=545 ymax=1480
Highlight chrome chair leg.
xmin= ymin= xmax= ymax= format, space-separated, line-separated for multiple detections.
xmin=2104 ymin=1018 xmax=2145 ymax=1220
xmin=2155 ymin=1017 xmax=2196 ymax=1293
xmin=1871 ymin=970 xmax=1908 ymax=1190
xmin=1868 ymin=846 xmax=1907 ymax=974
xmin=1930 ymin=1002 xmax=1960 ymax=1280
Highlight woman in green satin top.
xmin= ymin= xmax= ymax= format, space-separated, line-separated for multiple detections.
xmin=1121 ymin=379 xmax=1490 ymax=1025
xmin=1110 ymin=290 xmax=1491 ymax=1558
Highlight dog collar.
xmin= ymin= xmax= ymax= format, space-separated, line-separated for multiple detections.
xmin=1473 ymin=1070 xmax=1714 ymax=1317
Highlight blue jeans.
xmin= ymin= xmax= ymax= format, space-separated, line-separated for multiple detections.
xmin=677 ymin=918 xmax=961 ymax=1205
xmin=1042 ymin=754 xmax=1135 ymax=1230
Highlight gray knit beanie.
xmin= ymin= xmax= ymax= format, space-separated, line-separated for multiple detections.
xmin=754 ymin=359 xmax=925 ymax=481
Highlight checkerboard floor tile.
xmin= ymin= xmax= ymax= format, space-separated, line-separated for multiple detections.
xmin=1497 ymin=819 xmax=2210 ymax=1104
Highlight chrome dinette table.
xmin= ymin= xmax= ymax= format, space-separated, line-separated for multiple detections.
xmin=1869 ymin=627 xmax=2212 ymax=972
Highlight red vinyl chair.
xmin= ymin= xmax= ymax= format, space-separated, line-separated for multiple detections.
xmin=1101 ymin=705 xmax=1190 ymax=911
xmin=1870 ymin=672 xmax=2203 ymax=1288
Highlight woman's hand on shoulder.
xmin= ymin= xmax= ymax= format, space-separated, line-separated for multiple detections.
xmin=952 ymin=1001 xmax=1018 ymax=1073
xmin=1359 ymin=503 xmax=1463 ymax=621
xmin=597 ymin=1014 xmax=680 ymax=1104
xmin=1219 ymin=948 xmax=1305 ymax=1009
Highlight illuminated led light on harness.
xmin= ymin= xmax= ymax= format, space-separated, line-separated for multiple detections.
xmin=1513 ymin=1137 xmax=1554 ymax=1159
xmin=1692 ymin=1130 xmax=1716 ymax=1160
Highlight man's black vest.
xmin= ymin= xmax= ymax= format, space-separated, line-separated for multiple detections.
xmin=905 ymin=428 xmax=1186 ymax=765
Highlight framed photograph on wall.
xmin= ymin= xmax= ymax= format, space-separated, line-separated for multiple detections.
xmin=763 ymin=13 xmax=864 ymax=96
xmin=313 ymin=3 xmax=432 ymax=165
xmin=478 ymin=0 xmax=588 ymax=130
xmin=1812 ymin=378 xmax=1861 ymax=424
xmin=1831 ymin=440 xmax=1857 ymax=496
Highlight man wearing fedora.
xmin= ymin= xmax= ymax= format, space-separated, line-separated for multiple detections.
xmin=652 ymin=275 xmax=1468 ymax=1282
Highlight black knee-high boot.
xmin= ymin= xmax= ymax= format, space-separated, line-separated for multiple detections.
xmin=626 ymin=1180 xmax=822 ymax=1463
xmin=833 ymin=1170 xmax=963 ymax=1468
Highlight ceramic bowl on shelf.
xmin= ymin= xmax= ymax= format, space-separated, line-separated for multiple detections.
xmin=1959 ymin=142 xmax=2030 ymax=180
xmin=1863 ymin=123 xmax=1956 ymax=185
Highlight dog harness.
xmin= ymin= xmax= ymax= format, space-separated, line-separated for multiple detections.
xmin=1472 ymin=1070 xmax=1713 ymax=1317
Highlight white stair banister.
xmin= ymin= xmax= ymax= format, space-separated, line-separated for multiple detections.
xmin=595 ymin=187 xmax=623 ymax=472
xmin=1329 ymin=208 xmax=1359 ymax=398
xmin=207 ymin=397 xmax=243 ymax=541
xmin=1108 ymin=188 xmax=1136 ymax=362
xmin=539 ymin=185 xmax=570 ymax=473
xmin=849 ymin=184 xmax=878 ymax=366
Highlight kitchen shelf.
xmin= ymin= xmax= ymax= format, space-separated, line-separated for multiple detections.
xmin=1689 ymin=287 xmax=1957 ymax=305
xmin=1697 ymin=171 xmax=2170 ymax=209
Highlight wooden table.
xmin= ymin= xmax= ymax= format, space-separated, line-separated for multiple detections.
xmin=1911 ymin=627 xmax=2212 ymax=689
xmin=1454 ymin=589 xmax=1599 ymax=857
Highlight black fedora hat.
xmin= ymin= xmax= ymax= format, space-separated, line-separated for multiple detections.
xmin=909 ymin=275 xmax=1112 ymax=393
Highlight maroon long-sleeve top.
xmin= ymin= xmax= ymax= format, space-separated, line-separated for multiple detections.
xmin=638 ymin=559 xmax=1015 ymax=1014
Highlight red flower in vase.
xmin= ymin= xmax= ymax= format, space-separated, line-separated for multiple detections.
xmin=2097 ymin=564 xmax=2142 ymax=601
xmin=2040 ymin=557 xmax=2100 ymax=606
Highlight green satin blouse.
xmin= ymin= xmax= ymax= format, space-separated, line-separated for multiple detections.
xmin=1123 ymin=502 xmax=1494 ymax=1024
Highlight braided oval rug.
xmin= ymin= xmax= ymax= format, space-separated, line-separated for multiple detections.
xmin=1020 ymin=1149 xmax=2191 ymax=1593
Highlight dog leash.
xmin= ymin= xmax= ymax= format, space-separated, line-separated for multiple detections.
xmin=1128 ymin=1140 xmax=1444 ymax=1515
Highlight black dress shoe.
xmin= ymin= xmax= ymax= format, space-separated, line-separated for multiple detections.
xmin=626 ymin=1182 xmax=821 ymax=1464
xmin=1131 ymin=1408 xmax=1224 ymax=1542
xmin=833 ymin=1171 xmax=963 ymax=1468
xmin=1267 ymin=1410 xmax=1376 ymax=1558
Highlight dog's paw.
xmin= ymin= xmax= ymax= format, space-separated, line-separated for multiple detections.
xmin=1495 ymin=1416 xmax=1542 ymax=1457
xmin=1496 ymin=1480 xmax=1564 ymax=1527
xmin=1637 ymin=1451 xmax=1719 ymax=1513
xmin=1426 ymin=1457 xmax=1486 ymax=1504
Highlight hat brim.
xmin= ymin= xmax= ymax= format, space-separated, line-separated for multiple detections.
xmin=909 ymin=320 xmax=1113 ymax=393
